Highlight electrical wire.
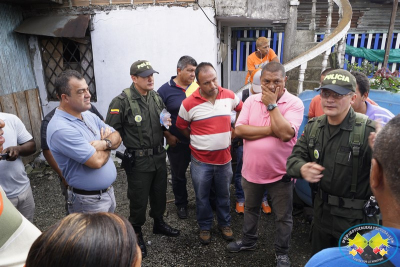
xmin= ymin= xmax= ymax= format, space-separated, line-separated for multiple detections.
xmin=196 ymin=0 xmax=217 ymax=27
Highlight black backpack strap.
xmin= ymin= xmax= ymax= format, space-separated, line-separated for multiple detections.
xmin=348 ymin=113 xmax=368 ymax=196
xmin=242 ymin=89 xmax=250 ymax=102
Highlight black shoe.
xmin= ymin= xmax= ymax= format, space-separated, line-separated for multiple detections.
xmin=177 ymin=206 xmax=188 ymax=219
xmin=136 ymin=232 xmax=147 ymax=258
xmin=153 ymin=219 xmax=180 ymax=237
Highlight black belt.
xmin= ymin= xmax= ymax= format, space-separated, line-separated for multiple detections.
xmin=319 ymin=190 xmax=366 ymax=210
xmin=69 ymin=186 xmax=111 ymax=195
xmin=127 ymin=145 xmax=164 ymax=157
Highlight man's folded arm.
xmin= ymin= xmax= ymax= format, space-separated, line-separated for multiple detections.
xmin=235 ymin=125 xmax=276 ymax=140
xmin=84 ymin=150 xmax=111 ymax=169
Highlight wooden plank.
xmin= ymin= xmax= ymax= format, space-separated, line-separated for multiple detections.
xmin=26 ymin=89 xmax=43 ymax=152
xmin=0 ymin=94 xmax=17 ymax=115
xmin=91 ymin=0 xmax=110 ymax=5
xmin=71 ymin=0 xmax=90 ymax=6
xmin=13 ymin=91 xmax=33 ymax=136
xmin=176 ymin=0 xmax=195 ymax=2
xmin=134 ymin=0 xmax=152 ymax=3
xmin=112 ymin=0 xmax=131 ymax=3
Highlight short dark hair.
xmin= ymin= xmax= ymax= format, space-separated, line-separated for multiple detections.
xmin=321 ymin=68 xmax=334 ymax=77
xmin=373 ymin=114 xmax=400 ymax=203
xmin=54 ymin=70 xmax=83 ymax=98
xmin=261 ymin=61 xmax=286 ymax=78
xmin=195 ymin=62 xmax=215 ymax=82
xmin=351 ymin=71 xmax=370 ymax=96
xmin=26 ymin=213 xmax=138 ymax=267
xmin=177 ymin=56 xmax=197 ymax=70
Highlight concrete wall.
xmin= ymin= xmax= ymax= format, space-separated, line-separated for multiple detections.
xmin=216 ymin=0 xmax=289 ymax=20
xmin=35 ymin=6 xmax=218 ymax=117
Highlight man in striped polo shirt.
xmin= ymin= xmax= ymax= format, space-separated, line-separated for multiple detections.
xmin=176 ymin=62 xmax=243 ymax=245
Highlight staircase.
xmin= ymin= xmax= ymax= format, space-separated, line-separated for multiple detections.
xmin=236 ymin=0 xmax=352 ymax=96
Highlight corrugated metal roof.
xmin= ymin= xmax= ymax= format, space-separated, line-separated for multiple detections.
xmin=0 ymin=4 xmax=37 ymax=97
xmin=14 ymin=15 xmax=90 ymax=38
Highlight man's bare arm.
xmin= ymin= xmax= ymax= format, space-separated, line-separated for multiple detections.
xmin=235 ymin=125 xmax=276 ymax=140
xmin=43 ymin=149 xmax=68 ymax=187
xmin=178 ymin=128 xmax=191 ymax=140
xmin=90 ymin=130 xmax=122 ymax=151
xmin=84 ymin=150 xmax=111 ymax=169
xmin=2 ymin=139 xmax=36 ymax=161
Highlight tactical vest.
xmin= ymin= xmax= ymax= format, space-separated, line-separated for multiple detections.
xmin=308 ymin=113 xmax=368 ymax=208
xmin=122 ymin=88 xmax=163 ymax=147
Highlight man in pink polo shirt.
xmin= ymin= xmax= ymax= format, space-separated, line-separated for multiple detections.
xmin=227 ymin=62 xmax=304 ymax=267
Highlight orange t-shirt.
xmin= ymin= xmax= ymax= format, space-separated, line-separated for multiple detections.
xmin=245 ymin=49 xmax=277 ymax=84
xmin=308 ymin=95 xmax=378 ymax=119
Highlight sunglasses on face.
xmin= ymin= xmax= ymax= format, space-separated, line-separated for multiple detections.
xmin=320 ymin=89 xmax=351 ymax=99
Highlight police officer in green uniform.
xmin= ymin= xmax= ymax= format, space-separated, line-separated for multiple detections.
xmin=106 ymin=60 xmax=180 ymax=259
xmin=286 ymin=69 xmax=377 ymax=255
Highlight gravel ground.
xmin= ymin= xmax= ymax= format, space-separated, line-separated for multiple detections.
xmin=30 ymin=162 xmax=312 ymax=267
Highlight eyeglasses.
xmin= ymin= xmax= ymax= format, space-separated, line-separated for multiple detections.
xmin=320 ymin=90 xmax=351 ymax=99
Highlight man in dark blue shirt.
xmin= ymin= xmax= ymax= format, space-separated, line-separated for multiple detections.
xmin=157 ymin=56 xmax=197 ymax=219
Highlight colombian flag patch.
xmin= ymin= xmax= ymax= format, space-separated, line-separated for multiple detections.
xmin=110 ymin=109 xmax=119 ymax=114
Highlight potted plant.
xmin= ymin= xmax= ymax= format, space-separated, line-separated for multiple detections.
xmin=370 ymin=67 xmax=400 ymax=93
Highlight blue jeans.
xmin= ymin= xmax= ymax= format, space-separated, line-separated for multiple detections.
xmin=234 ymin=145 xmax=268 ymax=203
xmin=191 ymin=156 xmax=232 ymax=230
xmin=67 ymin=186 xmax=116 ymax=214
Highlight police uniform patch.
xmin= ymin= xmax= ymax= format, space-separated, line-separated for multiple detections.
xmin=110 ymin=109 xmax=119 ymax=114
xmin=314 ymin=149 xmax=319 ymax=159
xmin=135 ymin=115 xmax=142 ymax=122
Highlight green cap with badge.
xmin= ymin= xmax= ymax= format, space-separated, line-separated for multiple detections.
xmin=130 ymin=60 xmax=159 ymax=77
xmin=319 ymin=69 xmax=356 ymax=95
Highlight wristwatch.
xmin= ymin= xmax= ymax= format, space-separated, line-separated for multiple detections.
xmin=104 ymin=138 xmax=112 ymax=149
xmin=267 ymin=103 xmax=278 ymax=111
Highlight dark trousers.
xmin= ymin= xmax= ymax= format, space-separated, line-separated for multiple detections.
xmin=167 ymin=142 xmax=191 ymax=208
xmin=126 ymin=164 xmax=167 ymax=232
xmin=242 ymin=177 xmax=293 ymax=256
xmin=311 ymin=224 xmax=339 ymax=256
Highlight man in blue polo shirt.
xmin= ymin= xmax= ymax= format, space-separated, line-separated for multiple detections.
xmin=158 ymin=55 xmax=197 ymax=219
xmin=47 ymin=70 xmax=122 ymax=214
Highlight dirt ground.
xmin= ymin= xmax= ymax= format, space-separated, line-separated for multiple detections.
xmin=30 ymin=163 xmax=312 ymax=267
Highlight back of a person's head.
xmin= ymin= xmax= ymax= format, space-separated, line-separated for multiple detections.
xmin=26 ymin=213 xmax=139 ymax=267
xmin=373 ymin=114 xmax=400 ymax=203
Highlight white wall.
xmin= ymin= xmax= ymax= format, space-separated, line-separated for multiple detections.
xmin=34 ymin=5 xmax=218 ymax=117
xmin=91 ymin=6 xmax=218 ymax=117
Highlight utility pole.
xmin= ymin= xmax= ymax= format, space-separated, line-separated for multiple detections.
xmin=382 ymin=0 xmax=398 ymax=69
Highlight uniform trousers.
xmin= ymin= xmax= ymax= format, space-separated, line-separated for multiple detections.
xmin=127 ymin=164 xmax=167 ymax=232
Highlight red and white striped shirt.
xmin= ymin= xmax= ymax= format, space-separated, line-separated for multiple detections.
xmin=176 ymin=87 xmax=242 ymax=165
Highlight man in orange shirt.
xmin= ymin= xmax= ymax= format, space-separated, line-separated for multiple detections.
xmin=245 ymin=37 xmax=279 ymax=84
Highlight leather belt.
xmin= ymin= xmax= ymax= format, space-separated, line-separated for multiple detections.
xmin=127 ymin=145 xmax=164 ymax=157
xmin=319 ymin=190 xmax=366 ymax=210
xmin=69 ymin=186 xmax=111 ymax=195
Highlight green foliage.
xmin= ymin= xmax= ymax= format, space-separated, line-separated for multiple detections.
xmin=346 ymin=60 xmax=400 ymax=93
xmin=370 ymin=68 xmax=400 ymax=93
xmin=345 ymin=60 xmax=377 ymax=76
